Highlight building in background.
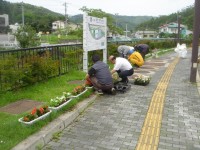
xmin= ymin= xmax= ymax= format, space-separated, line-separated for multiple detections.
xmin=0 ymin=14 xmax=9 ymax=34
xmin=134 ymin=30 xmax=158 ymax=38
xmin=52 ymin=20 xmax=81 ymax=31
xmin=159 ymin=22 xmax=192 ymax=37
xmin=52 ymin=20 xmax=65 ymax=30
xmin=0 ymin=14 xmax=9 ymax=27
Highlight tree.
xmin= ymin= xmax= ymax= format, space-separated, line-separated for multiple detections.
xmin=79 ymin=6 xmax=123 ymax=35
xmin=14 ymin=25 xmax=39 ymax=48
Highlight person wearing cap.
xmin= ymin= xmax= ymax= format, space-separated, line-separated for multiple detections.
xmin=134 ymin=44 xmax=149 ymax=60
xmin=117 ymin=45 xmax=134 ymax=58
xmin=127 ymin=49 xmax=144 ymax=67
xmin=85 ymin=54 xmax=116 ymax=95
xmin=109 ymin=55 xmax=134 ymax=84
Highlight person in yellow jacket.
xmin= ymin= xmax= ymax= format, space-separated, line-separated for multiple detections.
xmin=127 ymin=49 xmax=144 ymax=67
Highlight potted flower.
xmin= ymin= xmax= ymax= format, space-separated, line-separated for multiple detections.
xmin=71 ymin=85 xmax=87 ymax=98
xmin=112 ymin=72 xmax=120 ymax=83
xmin=49 ymin=92 xmax=72 ymax=111
xmin=134 ymin=75 xmax=151 ymax=86
xmin=18 ymin=105 xmax=51 ymax=125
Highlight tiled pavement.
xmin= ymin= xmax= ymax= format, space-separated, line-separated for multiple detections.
xmin=42 ymin=50 xmax=200 ymax=150
xmin=15 ymin=49 xmax=200 ymax=150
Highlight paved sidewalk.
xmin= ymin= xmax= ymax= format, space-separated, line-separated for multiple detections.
xmin=43 ymin=50 xmax=200 ymax=150
xmin=13 ymin=50 xmax=200 ymax=150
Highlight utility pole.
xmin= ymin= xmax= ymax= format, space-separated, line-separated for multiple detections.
xmin=63 ymin=2 xmax=69 ymax=28
xmin=177 ymin=13 xmax=181 ymax=44
xmin=21 ymin=1 xmax=24 ymax=27
xmin=124 ymin=24 xmax=130 ymax=38
xmin=115 ymin=13 xmax=118 ymax=28
xmin=190 ymin=0 xmax=200 ymax=82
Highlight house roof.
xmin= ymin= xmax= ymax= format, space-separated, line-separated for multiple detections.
xmin=136 ymin=31 xmax=157 ymax=34
xmin=159 ymin=22 xmax=186 ymax=29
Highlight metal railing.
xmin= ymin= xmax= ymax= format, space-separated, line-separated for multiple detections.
xmin=0 ymin=38 xmax=190 ymax=91
xmin=0 ymin=44 xmax=83 ymax=91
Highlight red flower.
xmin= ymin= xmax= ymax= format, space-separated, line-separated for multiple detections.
xmin=31 ymin=107 xmax=37 ymax=115
xmin=72 ymin=85 xmax=85 ymax=95
xmin=23 ymin=116 xmax=29 ymax=122
xmin=39 ymin=107 xmax=44 ymax=114
xmin=22 ymin=106 xmax=50 ymax=122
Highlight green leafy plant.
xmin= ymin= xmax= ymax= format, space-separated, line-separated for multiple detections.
xmin=50 ymin=92 xmax=72 ymax=107
xmin=14 ymin=25 xmax=39 ymax=48
xmin=0 ymin=55 xmax=24 ymax=91
xmin=21 ymin=52 xmax=59 ymax=84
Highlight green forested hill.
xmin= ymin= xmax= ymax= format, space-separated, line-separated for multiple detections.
xmin=0 ymin=0 xmax=154 ymax=33
xmin=0 ymin=0 xmax=194 ymax=33
xmin=0 ymin=0 xmax=64 ymax=32
xmin=70 ymin=14 xmax=153 ymax=32
xmin=134 ymin=5 xmax=194 ymax=31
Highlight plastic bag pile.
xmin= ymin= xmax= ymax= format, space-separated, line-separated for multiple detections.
xmin=174 ymin=43 xmax=187 ymax=58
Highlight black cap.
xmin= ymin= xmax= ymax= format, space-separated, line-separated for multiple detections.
xmin=92 ymin=54 xmax=100 ymax=63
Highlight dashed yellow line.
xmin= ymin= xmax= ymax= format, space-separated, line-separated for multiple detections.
xmin=135 ymin=57 xmax=179 ymax=150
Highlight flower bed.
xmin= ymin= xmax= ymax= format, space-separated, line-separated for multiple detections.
xmin=134 ymin=75 xmax=151 ymax=86
xmin=18 ymin=84 xmax=93 ymax=125
xmin=49 ymin=92 xmax=73 ymax=111
xmin=18 ymin=105 xmax=51 ymax=125
xmin=71 ymin=85 xmax=88 ymax=98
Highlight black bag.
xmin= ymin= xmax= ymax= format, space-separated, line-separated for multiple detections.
xmin=114 ymin=82 xmax=131 ymax=93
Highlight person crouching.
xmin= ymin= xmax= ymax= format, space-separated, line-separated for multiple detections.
xmin=127 ymin=49 xmax=144 ymax=67
xmin=85 ymin=54 xmax=115 ymax=95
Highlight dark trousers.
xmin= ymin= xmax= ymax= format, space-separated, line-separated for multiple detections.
xmin=140 ymin=47 xmax=149 ymax=60
xmin=89 ymin=77 xmax=113 ymax=92
xmin=117 ymin=68 xmax=134 ymax=82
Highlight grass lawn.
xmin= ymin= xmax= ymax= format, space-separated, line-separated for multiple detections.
xmin=0 ymin=70 xmax=92 ymax=150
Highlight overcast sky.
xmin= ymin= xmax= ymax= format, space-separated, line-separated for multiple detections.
xmin=6 ymin=0 xmax=194 ymax=16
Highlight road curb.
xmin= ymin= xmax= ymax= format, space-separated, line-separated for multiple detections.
xmin=12 ymin=94 xmax=97 ymax=150
xmin=196 ymin=69 xmax=200 ymax=96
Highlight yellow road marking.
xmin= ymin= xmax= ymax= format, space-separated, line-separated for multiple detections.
xmin=135 ymin=57 xmax=179 ymax=150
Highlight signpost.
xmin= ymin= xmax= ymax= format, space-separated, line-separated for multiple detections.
xmin=83 ymin=13 xmax=107 ymax=72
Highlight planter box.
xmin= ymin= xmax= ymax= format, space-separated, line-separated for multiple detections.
xmin=49 ymin=98 xmax=73 ymax=111
xmin=18 ymin=110 xmax=52 ymax=125
xmin=85 ymin=86 xmax=93 ymax=89
xmin=70 ymin=89 xmax=88 ymax=98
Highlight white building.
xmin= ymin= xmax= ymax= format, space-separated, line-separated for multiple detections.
xmin=52 ymin=20 xmax=81 ymax=31
xmin=52 ymin=21 xmax=65 ymax=30
xmin=159 ymin=22 xmax=193 ymax=37
xmin=0 ymin=14 xmax=9 ymax=26
xmin=134 ymin=30 xmax=158 ymax=38
xmin=159 ymin=22 xmax=184 ymax=34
